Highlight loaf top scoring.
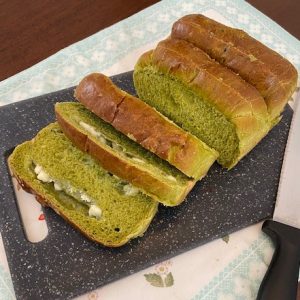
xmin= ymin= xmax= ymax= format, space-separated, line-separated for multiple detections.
xmin=171 ymin=14 xmax=298 ymax=119
xmin=152 ymin=38 xmax=270 ymax=122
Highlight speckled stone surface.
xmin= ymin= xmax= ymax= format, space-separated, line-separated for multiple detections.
xmin=0 ymin=71 xmax=292 ymax=300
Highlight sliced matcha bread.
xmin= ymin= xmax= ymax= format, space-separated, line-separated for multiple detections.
xmin=134 ymin=38 xmax=271 ymax=169
xmin=55 ymin=102 xmax=196 ymax=206
xmin=74 ymin=73 xmax=218 ymax=178
xmin=8 ymin=123 xmax=158 ymax=247
xmin=171 ymin=14 xmax=298 ymax=120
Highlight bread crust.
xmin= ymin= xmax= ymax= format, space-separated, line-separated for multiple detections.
xmin=171 ymin=14 xmax=298 ymax=119
xmin=56 ymin=107 xmax=195 ymax=206
xmin=152 ymin=38 xmax=269 ymax=121
xmin=135 ymin=39 xmax=270 ymax=165
xmin=74 ymin=73 xmax=217 ymax=178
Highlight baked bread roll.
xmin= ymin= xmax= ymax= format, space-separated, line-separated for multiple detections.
xmin=133 ymin=38 xmax=270 ymax=168
xmin=8 ymin=123 xmax=158 ymax=247
xmin=171 ymin=14 xmax=298 ymax=120
xmin=74 ymin=73 xmax=218 ymax=178
xmin=55 ymin=102 xmax=196 ymax=206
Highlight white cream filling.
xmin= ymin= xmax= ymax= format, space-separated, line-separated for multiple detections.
xmin=123 ymin=184 xmax=140 ymax=196
xmin=166 ymin=175 xmax=177 ymax=182
xmin=79 ymin=193 xmax=92 ymax=203
xmin=112 ymin=142 xmax=123 ymax=152
xmin=79 ymin=121 xmax=178 ymax=183
xmin=34 ymin=164 xmax=101 ymax=219
xmin=131 ymin=157 xmax=145 ymax=164
xmin=79 ymin=121 xmax=149 ymax=165
xmin=88 ymin=204 xmax=102 ymax=219
xmin=54 ymin=182 xmax=63 ymax=191
xmin=79 ymin=121 xmax=107 ymax=145
xmin=79 ymin=121 xmax=101 ymax=138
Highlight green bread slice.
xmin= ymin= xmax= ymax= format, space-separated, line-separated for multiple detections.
xmin=133 ymin=44 xmax=270 ymax=169
xmin=74 ymin=73 xmax=218 ymax=179
xmin=55 ymin=102 xmax=198 ymax=206
xmin=134 ymin=66 xmax=239 ymax=167
xmin=8 ymin=123 xmax=158 ymax=247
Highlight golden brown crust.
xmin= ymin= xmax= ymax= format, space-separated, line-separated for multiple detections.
xmin=74 ymin=73 xmax=215 ymax=177
xmin=135 ymin=40 xmax=271 ymax=167
xmin=152 ymin=38 xmax=269 ymax=121
xmin=109 ymin=95 xmax=188 ymax=160
xmin=56 ymin=108 xmax=195 ymax=206
xmin=74 ymin=73 xmax=125 ymax=123
xmin=171 ymin=14 xmax=298 ymax=118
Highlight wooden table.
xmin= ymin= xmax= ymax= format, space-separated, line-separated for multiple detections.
xmin=0 ymin=0 xmax=299 ymax=298
xmin=0 ymin=0 xmax=299 ymax=81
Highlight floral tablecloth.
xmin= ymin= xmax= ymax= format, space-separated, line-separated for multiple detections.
xmin=0 ymin=1 xmax=299 ymax=299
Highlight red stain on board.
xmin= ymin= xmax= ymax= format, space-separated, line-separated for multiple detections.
xmin=38 ymin=213 xmax=45 ymax=221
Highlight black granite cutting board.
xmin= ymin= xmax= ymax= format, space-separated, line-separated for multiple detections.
xmin=0 ymin=71 xmax=292 ymax=300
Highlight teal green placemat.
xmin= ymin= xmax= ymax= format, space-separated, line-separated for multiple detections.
xmin=0 ymin=0 xmax=299 ymax=106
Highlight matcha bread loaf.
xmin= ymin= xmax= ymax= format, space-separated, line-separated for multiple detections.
xmin=171 ymin=14 xmax=298 ymax=120
xmin=8 ymin=123 xmax=158 ymax=247
xmin=134 ymin=38 xmax=271 ymax=168
xmin=55 ymin=102 xmax=196 ymax=206
xmin=74 ymin=73 xmax=218 ymax=178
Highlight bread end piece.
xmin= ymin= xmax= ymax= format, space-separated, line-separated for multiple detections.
xmin=8 ymin=125 xmax=158 ymax=247
xmin=75 ymin=73 xmax=218 ymax=179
